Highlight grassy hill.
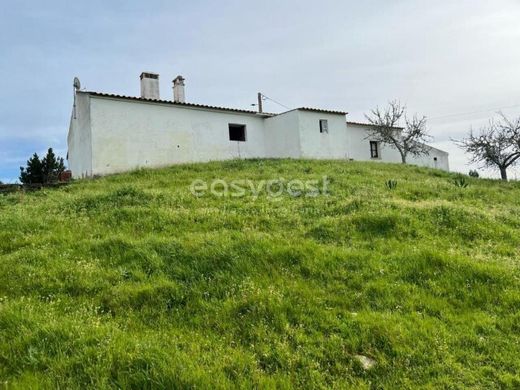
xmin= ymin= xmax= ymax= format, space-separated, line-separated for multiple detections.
xmin=1 ymin=159 xmax=520 ymax=389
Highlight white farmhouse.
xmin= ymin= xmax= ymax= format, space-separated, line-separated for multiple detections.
xmin=68 ymin=73 xmax=449 ymax=178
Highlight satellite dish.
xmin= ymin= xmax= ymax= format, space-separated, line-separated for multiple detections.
xmin=73 ymin=77 xmax=81 ymax=90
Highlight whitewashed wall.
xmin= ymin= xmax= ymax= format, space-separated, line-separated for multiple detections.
xmin=298 ymin=111 xmax=349 ymax=159
xmin=89 ymin=95 xmax=267 ymax=176
xmin=67 ymin=93 xmax=92 ymax=178
xmin=67 ymin=93 xmax=450 ymax=178
xmin=264 ymin=110 xmax=301 ymax=158
xmin=408 ymin=145 xmax=449 ymax=171
xmin=346 ymin=123 xmax=449 ymax=170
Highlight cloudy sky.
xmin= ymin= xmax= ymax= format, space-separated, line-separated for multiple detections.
xmin=1 ymin=0 xmax=520 ymax=182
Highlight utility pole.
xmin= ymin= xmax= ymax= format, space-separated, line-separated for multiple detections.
xmin=257 ymin=92 xmax=263 ymax=113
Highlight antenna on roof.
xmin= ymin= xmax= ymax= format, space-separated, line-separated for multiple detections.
xmin=251 ymin=92 xmax=265 ymax=113
xmin=73 ymin=77 xmax=81 ymax=90
xmin=252 ymin=93 xmax=291 ymax=112
xmin=257 ymin=92 xmax=263 ymax=113
xmin=73 ymin=77 xmax=81 ymax=119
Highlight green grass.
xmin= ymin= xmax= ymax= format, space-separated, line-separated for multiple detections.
xmin=1 ymin=159 xmax=520 ymax=389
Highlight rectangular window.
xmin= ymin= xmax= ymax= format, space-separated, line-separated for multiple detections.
xmin=229 ymin=124 xmax=246 ymax=141
xmin=370 ymin=141 xmax=379 ymax=158
xmin=319 ymin=119 xmax=328 ymax=133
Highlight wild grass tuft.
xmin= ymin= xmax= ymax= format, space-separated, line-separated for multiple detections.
xmin=385 ymin=179 xmax=398 ymax=190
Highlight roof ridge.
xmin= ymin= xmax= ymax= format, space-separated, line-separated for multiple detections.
xmin=347 ymin=120 xmax=404 ymax=130
xmin=80 ymin=91 xmax=348 ymax=117
xmin=82 ymin=91 xmax=276 ymax=116
xmin=298 ymin=107 xmax=348 ymax=115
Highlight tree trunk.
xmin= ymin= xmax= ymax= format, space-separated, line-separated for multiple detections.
xmin=500 ymin=166 xmax=508 ymax=181
xmin=400 ymin=153 xmax=407 ymax=164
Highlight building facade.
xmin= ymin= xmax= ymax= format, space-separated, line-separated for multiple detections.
xmin=68 ymin=73 xmax=449 ymax=178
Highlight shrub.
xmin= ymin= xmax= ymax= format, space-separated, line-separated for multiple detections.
xmin=469 ymin=169 xmax=479 ymax=178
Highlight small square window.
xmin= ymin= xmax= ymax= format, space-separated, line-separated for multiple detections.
xmin=229 ymin=124 xmax=246 ymax=141
xmin=370 ymin=141 xmax=379 ymax=158
xmin=319 ymin=119 xmax=328 ymax=133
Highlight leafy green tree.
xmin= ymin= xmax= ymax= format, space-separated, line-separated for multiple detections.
xmin=19 ymin=148 xmax=66 ymax=185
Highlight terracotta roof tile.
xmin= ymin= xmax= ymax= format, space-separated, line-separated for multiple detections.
xmin=83 ymin=91 xmax=276 ymax=116
xmin=347 ymin=121 xmax=404 ymax=130
xmin=298 ymin=107 xmax=348 ymax=115
xmin=82 ymin=91 xmax=348 ymax=117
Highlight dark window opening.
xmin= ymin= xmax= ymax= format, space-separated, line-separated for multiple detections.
xmin=433 ymin=157 xmax=438 ymax=161
xmin=370 ymin=141 xmax=379 ymax=158
xmin=319 ymin=119 xmax=328 ymax=133
xmin=229 ymin=124 xmax=246 ymax=141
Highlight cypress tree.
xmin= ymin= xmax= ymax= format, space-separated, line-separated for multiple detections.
xmin=42 ymin=148 xmax=65 ymax=183
xmin=19 ymin=153 xmax=44 ymax=184
xmin=19 ymin=148 xmax=66 ymax=185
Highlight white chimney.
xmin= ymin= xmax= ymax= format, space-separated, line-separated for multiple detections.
xmin=172 ymin=75 xmax=185 ymax=103
xmin=140 ymin=72 xmax=160 ymax=100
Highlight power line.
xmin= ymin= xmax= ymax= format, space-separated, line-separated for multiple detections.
xmin=260 ymin=93 xmax=291 ymax=110
xmin=429 ymin=103 xmax=520 ymax=121
xmin=254 ymin=94 xmax=520 ymax=121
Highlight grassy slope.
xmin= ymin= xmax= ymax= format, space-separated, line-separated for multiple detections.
xmin=1 ymin=159 xmax=520 ymax=389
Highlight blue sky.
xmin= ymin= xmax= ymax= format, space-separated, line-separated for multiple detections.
xmin=1 ymin=0 xmax=520 ymax=182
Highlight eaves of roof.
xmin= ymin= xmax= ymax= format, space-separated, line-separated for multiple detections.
xmin=82 ymin=91 xmax=276 ymax=117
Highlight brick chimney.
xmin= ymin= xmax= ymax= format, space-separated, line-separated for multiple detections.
xmin=140 ymin=72 xmax=160 ymax=100
xmin=172 ymin=75 xmax=185 ymax=103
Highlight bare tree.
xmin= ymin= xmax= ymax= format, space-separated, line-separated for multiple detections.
xmin=365 ymin=101 xmax=432 ymax=163
xmin=455 ymin=113 xmax=520 ymax=181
